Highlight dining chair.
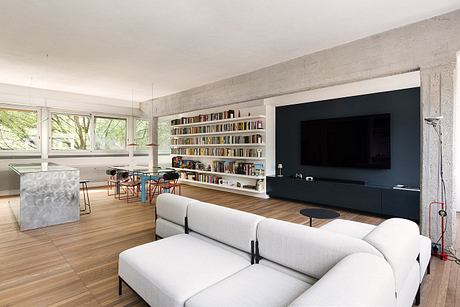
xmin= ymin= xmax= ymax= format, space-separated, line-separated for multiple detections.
xmin=159 ymin=172 xmax=181 ymax=195
xmin=106 ymin=169 xmax=118 ymax=196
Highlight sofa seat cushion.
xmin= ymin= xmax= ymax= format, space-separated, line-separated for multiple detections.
xmin=186 ymin=264 xmax=311 ymax=307
xmin=189 ymin=231 xmax=251 ymax=262
xmin=288 ymin=253 xmax=396 ymax=307
xmin=155 ymin=217 xmax=184 ymax=238
xmin=320 ymin=219 xmax=376 ymax=239
xmin=258 ymin=259 xmax=317 ymax=285
xmin=119 ymin=234 xmax=250 ymax=307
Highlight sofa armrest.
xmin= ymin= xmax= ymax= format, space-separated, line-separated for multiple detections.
xmin=363 ymin=218 xmax=420 ymax=292
xmin=288 ymin=253 xmax=396 ymax=307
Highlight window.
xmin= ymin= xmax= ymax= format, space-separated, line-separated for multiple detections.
xmin=158 ymin=118 xmax=171 ymax=155
xmin=157 ymin=117 xmax=171 ymax=167
xmin=51 ymin=113 xmax=90 ymax=150
xmin=94 ymin=116 xmax=127 ymax=150
xmin=135 ymin=119 xmax=149 ymax=150
xmin=0 ymin=108 xmax=38 ymax=151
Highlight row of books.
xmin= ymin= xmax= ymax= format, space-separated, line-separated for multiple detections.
xmin=172 ymin=157 xmax=204 ymax=169
xmin=171 ymin=148 xmax=263 ymax=157
xmin=172 ymin=157 xmax=264 ymax=177
xmin=171 ymin=110 xmax=236 ymax=126
xmin=171 ymin=134 xmax=263 ymax=145
xmin=180 ymin=172 xmax=222 ymax=184
xmin=172 ymin=121 xmax=264 ymax=135
xmin=213 ymin=161 xmax=263 ymax=176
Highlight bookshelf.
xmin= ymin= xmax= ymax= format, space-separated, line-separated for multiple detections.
xmin=169 ymin=104 xmax=269 ymax=198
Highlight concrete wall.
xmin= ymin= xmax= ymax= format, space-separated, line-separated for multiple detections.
xmin=141 ymin=10 xmax=460 ymax=246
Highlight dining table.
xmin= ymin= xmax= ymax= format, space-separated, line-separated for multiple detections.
xmin=111 ymin=165 xmax=172 ymax=203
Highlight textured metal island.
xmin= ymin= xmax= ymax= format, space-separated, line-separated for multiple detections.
xmin=9 ymin=163 xmax=80 ymax=231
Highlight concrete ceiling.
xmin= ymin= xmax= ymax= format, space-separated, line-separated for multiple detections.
xmin=0 ymin=0 xmax=459 ymax=105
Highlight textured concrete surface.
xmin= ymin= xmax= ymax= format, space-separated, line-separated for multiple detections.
xmin=142 ymin=10 xmax=460 ymax=246
xmin=13 ymin=170 xmax=80 ymax=231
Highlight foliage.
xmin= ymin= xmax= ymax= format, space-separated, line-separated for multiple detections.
xmin=94 ymin=117 xmax=126 ymax=150
xmin=135 ymin=119 xmax=149 ymax=149
xmin=0 ymin=109 xmax=38 ymax=150
xmin=51 ymin=113 xmax=90 ymax=150
xmin=158 ymin=119 xmax=171 ymax=155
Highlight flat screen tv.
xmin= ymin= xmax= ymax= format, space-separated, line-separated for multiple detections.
xmin=301 ymin=114 xmax=391 ymax=169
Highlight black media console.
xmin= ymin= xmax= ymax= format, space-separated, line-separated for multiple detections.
xmin=266 ymin=176 xmax=420 ymax=221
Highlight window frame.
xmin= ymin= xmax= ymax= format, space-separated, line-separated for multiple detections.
xmin=93 ymin=114 xmax=129 ymax=153
xmin=0 ymin=104 xmax=42 ymax=156
xmin=48 ymin=110 xmax=92 ymax=154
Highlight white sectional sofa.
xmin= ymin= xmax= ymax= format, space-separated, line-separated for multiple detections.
xmin=118 ymin=194 xmax=429 ymax=307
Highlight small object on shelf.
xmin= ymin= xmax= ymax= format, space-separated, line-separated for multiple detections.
xmin=277 ymin=164 xmax=283 ymax=177
xmin=238 ymin=110 xmax=241 ymax=117
xmin=242 ymin=184 xmax=256 ymax=190
xmin=248 ymin=112 xmax=251 ymax=116
xmin=256 ymin=179 xmax=264 ymax=191
xmin=306 ymin=176 xmax=313 ymax=181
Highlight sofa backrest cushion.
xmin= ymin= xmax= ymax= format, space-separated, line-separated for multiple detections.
xmin=288 ymin=253 xmax=396 ymax=307
xmin=257 ymin=218 xmax=382 ymax=279
xmin=187 ymin=201 xmax=265 ymax=253
xmin=363 ymin=218 xmax=420 ymax=292
xmin=156 ymin=194 xmax=196 ymax=226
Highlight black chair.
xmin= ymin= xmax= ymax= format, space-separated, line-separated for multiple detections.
xmin=159 ymin=172 xmax=181 ymax=195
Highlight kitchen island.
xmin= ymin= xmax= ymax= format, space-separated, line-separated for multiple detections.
xmin=9 ymin=162 xmax=80 ymax=231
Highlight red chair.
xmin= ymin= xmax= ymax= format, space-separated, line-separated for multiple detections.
xmin=106 ymin=169 xmax=118 ymax=196
xmin=149 ymin=176 xmax=161 ymax=204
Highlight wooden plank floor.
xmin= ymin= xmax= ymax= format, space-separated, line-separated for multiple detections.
xmin=0 ymin=185 xmax=458 ymax=306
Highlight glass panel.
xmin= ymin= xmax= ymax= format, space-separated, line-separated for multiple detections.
xmin=135 ymin=119 xmax=149 ymax=150
xmin=158 ymin=118 xmax=171 ymax=167
xmin=0 ymin=108 xmax=38 ymax=151
xmin=94 ymin=116 xmax=126 ymax=150
xmin=158 ymin=119 xmax=171 ymax=155
xmin=51 ymin=113 xmax=90 ymax=150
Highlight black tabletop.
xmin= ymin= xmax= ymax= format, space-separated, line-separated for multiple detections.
xmin=299 ymin=208 xmax=340 ymax=220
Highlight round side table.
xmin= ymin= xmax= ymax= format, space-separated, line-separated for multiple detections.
xmin=300 ymin=208 xmax=340 ymax=227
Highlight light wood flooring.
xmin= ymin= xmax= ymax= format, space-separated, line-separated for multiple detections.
xmin=0 ymin=185 xmax=459 ymax=306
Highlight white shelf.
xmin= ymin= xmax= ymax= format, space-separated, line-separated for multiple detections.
xmin=171 ymin=115 xmax=265 ymax=128
xmin=179 ymin=178 xmax=266 ymax=194
xmin=172 ymin=154 xmax=265 ymax=160
xmin=171 ymin=143 xmax=265 ymax=148
xmin=169 ymin=106 xmax=269 ymax=199
xmin=171 ymin=129 xmax=266 ymax=138
xmin=172 ymin=167 xmax=265 ymax=179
